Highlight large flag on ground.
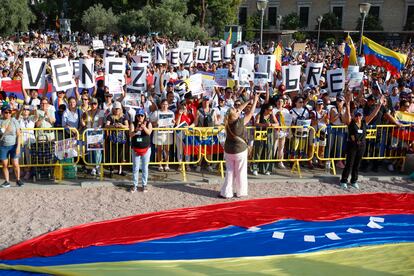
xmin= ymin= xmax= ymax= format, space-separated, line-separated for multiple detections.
xmin=343 ymin=35 xmax=357 ymax=69
xmin=0 ymin=193 xmax=413 ymax=275
xmin=362 ymin=36 xmax=407 ymax=74
xmin=273 ymin=43 xmax=282 ymax=72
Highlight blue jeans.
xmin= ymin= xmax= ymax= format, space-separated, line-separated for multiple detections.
xmin=132 ymin=148 xmax=151 ymax=188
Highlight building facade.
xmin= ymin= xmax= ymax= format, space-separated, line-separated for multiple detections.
xmin=239 ymin=0 xmax=414 ymax=32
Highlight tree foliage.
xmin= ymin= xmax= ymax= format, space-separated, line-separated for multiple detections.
xmin=356 ymin=14 xmax=384 ymax=31
xmin=0 ymin=0 xmax=35 ymax=36
xmin=243 ymin=12 xmax=269 ymax=42
xmin=319 ymin=12 xmax=342 ymax=30
xmin=281 ymin=13 xmax=300 ymax=30
xmin=81 ymin=4 xmax=118 ymax=35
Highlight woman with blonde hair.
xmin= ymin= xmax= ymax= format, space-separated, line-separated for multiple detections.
xmin=219 ymin=93 xmax=259 ymax=199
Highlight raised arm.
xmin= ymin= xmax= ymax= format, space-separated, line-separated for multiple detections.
xmin=243 ymin=93 xmax=259 ymax=125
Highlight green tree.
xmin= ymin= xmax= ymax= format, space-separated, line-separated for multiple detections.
xmin=0 ymin=0 xmax=35 ymax=36
xmin=243 ymin=12 xmax=269 ymax=42
xmin=118 ymin=10 xmax=148 ymax=34
xmin=81 ymin=4 xmax=118 ymax=35
xmin=281 ymin=13 xmax=300 ymax=30
xmin=356 ymin=14 xmax=384 ymax=31
xmin=188 ymin=0 xmax=241 ymax=36
xmin=319 ymin=12 xmax=342 ymax=30
xmin=128 ymin=0 xmax=208 ymax=40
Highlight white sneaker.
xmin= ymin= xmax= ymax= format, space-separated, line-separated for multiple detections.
xmin=207 ymin=166 xmax=214 ymax=172
xmin=278 ymin=163 xmax=286 ymax=169
xmin=265 ymin=171 xmax=271 ymax=175
xmin=195 ymin=166 xmax=201 ymax=172
xmin=252 ymin=170 xmax=258 ymax=176
xmin=91 ymin=168 xmax=96 ymax=176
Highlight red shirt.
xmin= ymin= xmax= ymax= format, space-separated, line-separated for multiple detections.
xmin=175 ymin=112 xmax=194 ymax=125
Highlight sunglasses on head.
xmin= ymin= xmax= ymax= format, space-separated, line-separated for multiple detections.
xmin=91 ymin=102 xmax=98 ymax=105
xmin=137 ymin=114 xmax=145 ymax=117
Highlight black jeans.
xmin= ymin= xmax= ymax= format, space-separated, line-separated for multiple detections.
xmin=341 ymin=142 xmax=366 ymax=184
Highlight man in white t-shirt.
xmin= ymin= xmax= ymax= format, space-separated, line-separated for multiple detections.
xmin=177 ymin=64 xmax=190 ymax=80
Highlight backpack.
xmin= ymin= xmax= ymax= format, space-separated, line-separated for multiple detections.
xmin=199 ymin=108 xmax=214 ymax=127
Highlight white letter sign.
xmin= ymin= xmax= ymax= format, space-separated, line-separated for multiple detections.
xmin=305 ymin=62 xmax=323 ymax=86
xmin=155 ymin=43 xmax=166 ymax=64
xmin=327 ymin=68 xmax=345 ymax=97
xmin=195 ymin=46 xmax=209 ymax=63
xmin=282 ymin=65 xmax=301 ymax=92
xmin=22 ymin=58 xmax=47 ymax=89
xmin=50 ymin=58 xmax=76 ymax=91
xmin=78 ymin=58 xmax=95 ymax=89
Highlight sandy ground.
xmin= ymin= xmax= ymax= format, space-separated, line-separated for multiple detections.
xmin=0 ymin=177 xmax=413 ymax=251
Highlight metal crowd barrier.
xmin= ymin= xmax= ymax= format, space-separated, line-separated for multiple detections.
xmin=202 ymin=125 xmax=316 ymax=178
xmin=316 ymin=124 xmax=413 ymax=175
xmin=82 ymin=127 xmax=203 ymax=181
xmin=12 ymin=124 xmax=413 ymax=182
xmin=19 ymin=127 xmax=80 ymax=182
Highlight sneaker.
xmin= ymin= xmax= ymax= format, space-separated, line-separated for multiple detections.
xmin=340 ymin=182 xmax=348 ymax=189
xmin=130 ymin=186 xmax=137 ymax=193
xmin=91 ymin=168 xmax=97 ymax=176
xmin=142 ymin=186 xmax=148 ymax=193
xmin=164 ymin=166 xmax=170 ymax=172
xmin=252 ymin=170 xmax=258 ymax=176
xmin=158 ymin=166 xmax=164 ymax=172
xmin=207 ymin=166 xmax=214 ymax=173
xmin=277 ymin=163 xmax=286 ymax=169
xmin=351 ymin=182 xmax=360 ymax=189
xmin=0 ymin=181 xmax=10 ymax=188
xmin=387 ymin=164 xmax=395 ymax=172
xmin=264 ymin=171 xmax=271 ymax=176
xmin=16 ymin=180 xmax=24 ymax=187
xmin=195 ymin=166 xmax=201 ymax=173
xmin=336 ymin=161 xmax=345 ymax=169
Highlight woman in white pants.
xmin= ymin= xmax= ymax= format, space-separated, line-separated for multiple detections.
xmin=219 ymin=93 xmax=259 ymax=199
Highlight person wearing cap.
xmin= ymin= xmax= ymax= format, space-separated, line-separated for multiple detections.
xmin=0 ymin=104 xmax=23 ymax=188
xmin=219 ymin=93 xmax=260 ymax=199
xmin=7 ymin=93 xmax=20 ymax=114
xmin=105 ymin=101 xmax=129 ymax=177
xmin=328 ymin=95 xmax=347 ymax=169
xmin=81 ymin=97 xmax=104 ymax=176
xmin=310 ymin=99 xmax=329 ymax=169
xmin=130 ymin=108 xmax=152 ymax=193
xmin=214 ymin=95 xmax=229 ymax=125
xmin=340 ymin=97 xmax=386 ymax=189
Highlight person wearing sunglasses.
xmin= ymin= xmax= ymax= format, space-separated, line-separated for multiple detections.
xmin=81 ymin=98 xmax=104 ymax=176
xmin=129 ymin=108 xmax=152 ymax=193
xmin=0 ymin=105 xmax=23 ymax=188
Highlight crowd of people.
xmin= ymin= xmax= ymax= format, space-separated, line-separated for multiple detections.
xmin=0 ymin=30 xmax=413 ymax=194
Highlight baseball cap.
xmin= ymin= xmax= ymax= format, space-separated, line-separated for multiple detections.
xmin=316 ymin=99 xmax=324 ymax=105
xmin=337 ymin=95 xmax=345 ymax=101
xmin=1 ymin=104 xmax=11 ymax=112
xmin=354 ymin=108 xmax=364 ymax=117
xmin=203 ymin=95 xmax=210 ymax=101
xmin=90 ymin=97 xmax=98 ymax=104
xmin=113 ymin=101 xmax=122 ymax=109
xmin=136 ymin=108 xmax=145 ymax=116
xmin=167 ymin=81 xmax=174 ymax=87
xmin=8 ymin=93 xmax=16 ymax=99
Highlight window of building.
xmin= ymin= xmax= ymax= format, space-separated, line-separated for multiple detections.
xmin=268 ymin=7 xmax=278 ymax=26
xmin=299 ymin=6 xmax=309 ymax=28
xmin=406 ymin=5 xmax=414 ymax=25
xmin=369 ymin=6 xmax=380 ymax=19
xmin=239 ymin=7 xmax=247 ymax=25
xmin=332 ymin=6 xmax=343 ymax=28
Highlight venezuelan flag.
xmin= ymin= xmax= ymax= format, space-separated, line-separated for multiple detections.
xmin=392 ymin=111 xmax=414 ymax=141
xmin=2 ymin=80 xmax=53 ymax=100
xmin=362 ymin=36 xmax=407 ymax=74
xmin=1 ymin=193 xmax=413 ymax=275
xmin=343 ymin=35 xmax=357 ymax=69
xmin=273 ymin=43 xmax=282 ymax=72
xmin=226 ymin=27 xmax=232 ymax=45
xmin=182 ymin=128 xmax=224 ymax=156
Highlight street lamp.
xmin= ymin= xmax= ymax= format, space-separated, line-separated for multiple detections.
xmin=256 ymin=0 xmax=268 ymax=50
xmin=359 ymin=2 xmax=371 ymax=54
xmin=317 ymin=15 xmax=323 ymax=50
xmin=277 ymin=15 xmax=282 ymax=30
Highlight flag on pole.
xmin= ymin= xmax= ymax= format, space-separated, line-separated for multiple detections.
xmin=343 ymin=35 xmax=357 ymax=69
xmin=273 ymin=43 xmax=282 ymax=72
xmin=226 ymin=27 xmax=232 ymax=45
xmin=362 ymin=36 xmax=407 ymax=74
